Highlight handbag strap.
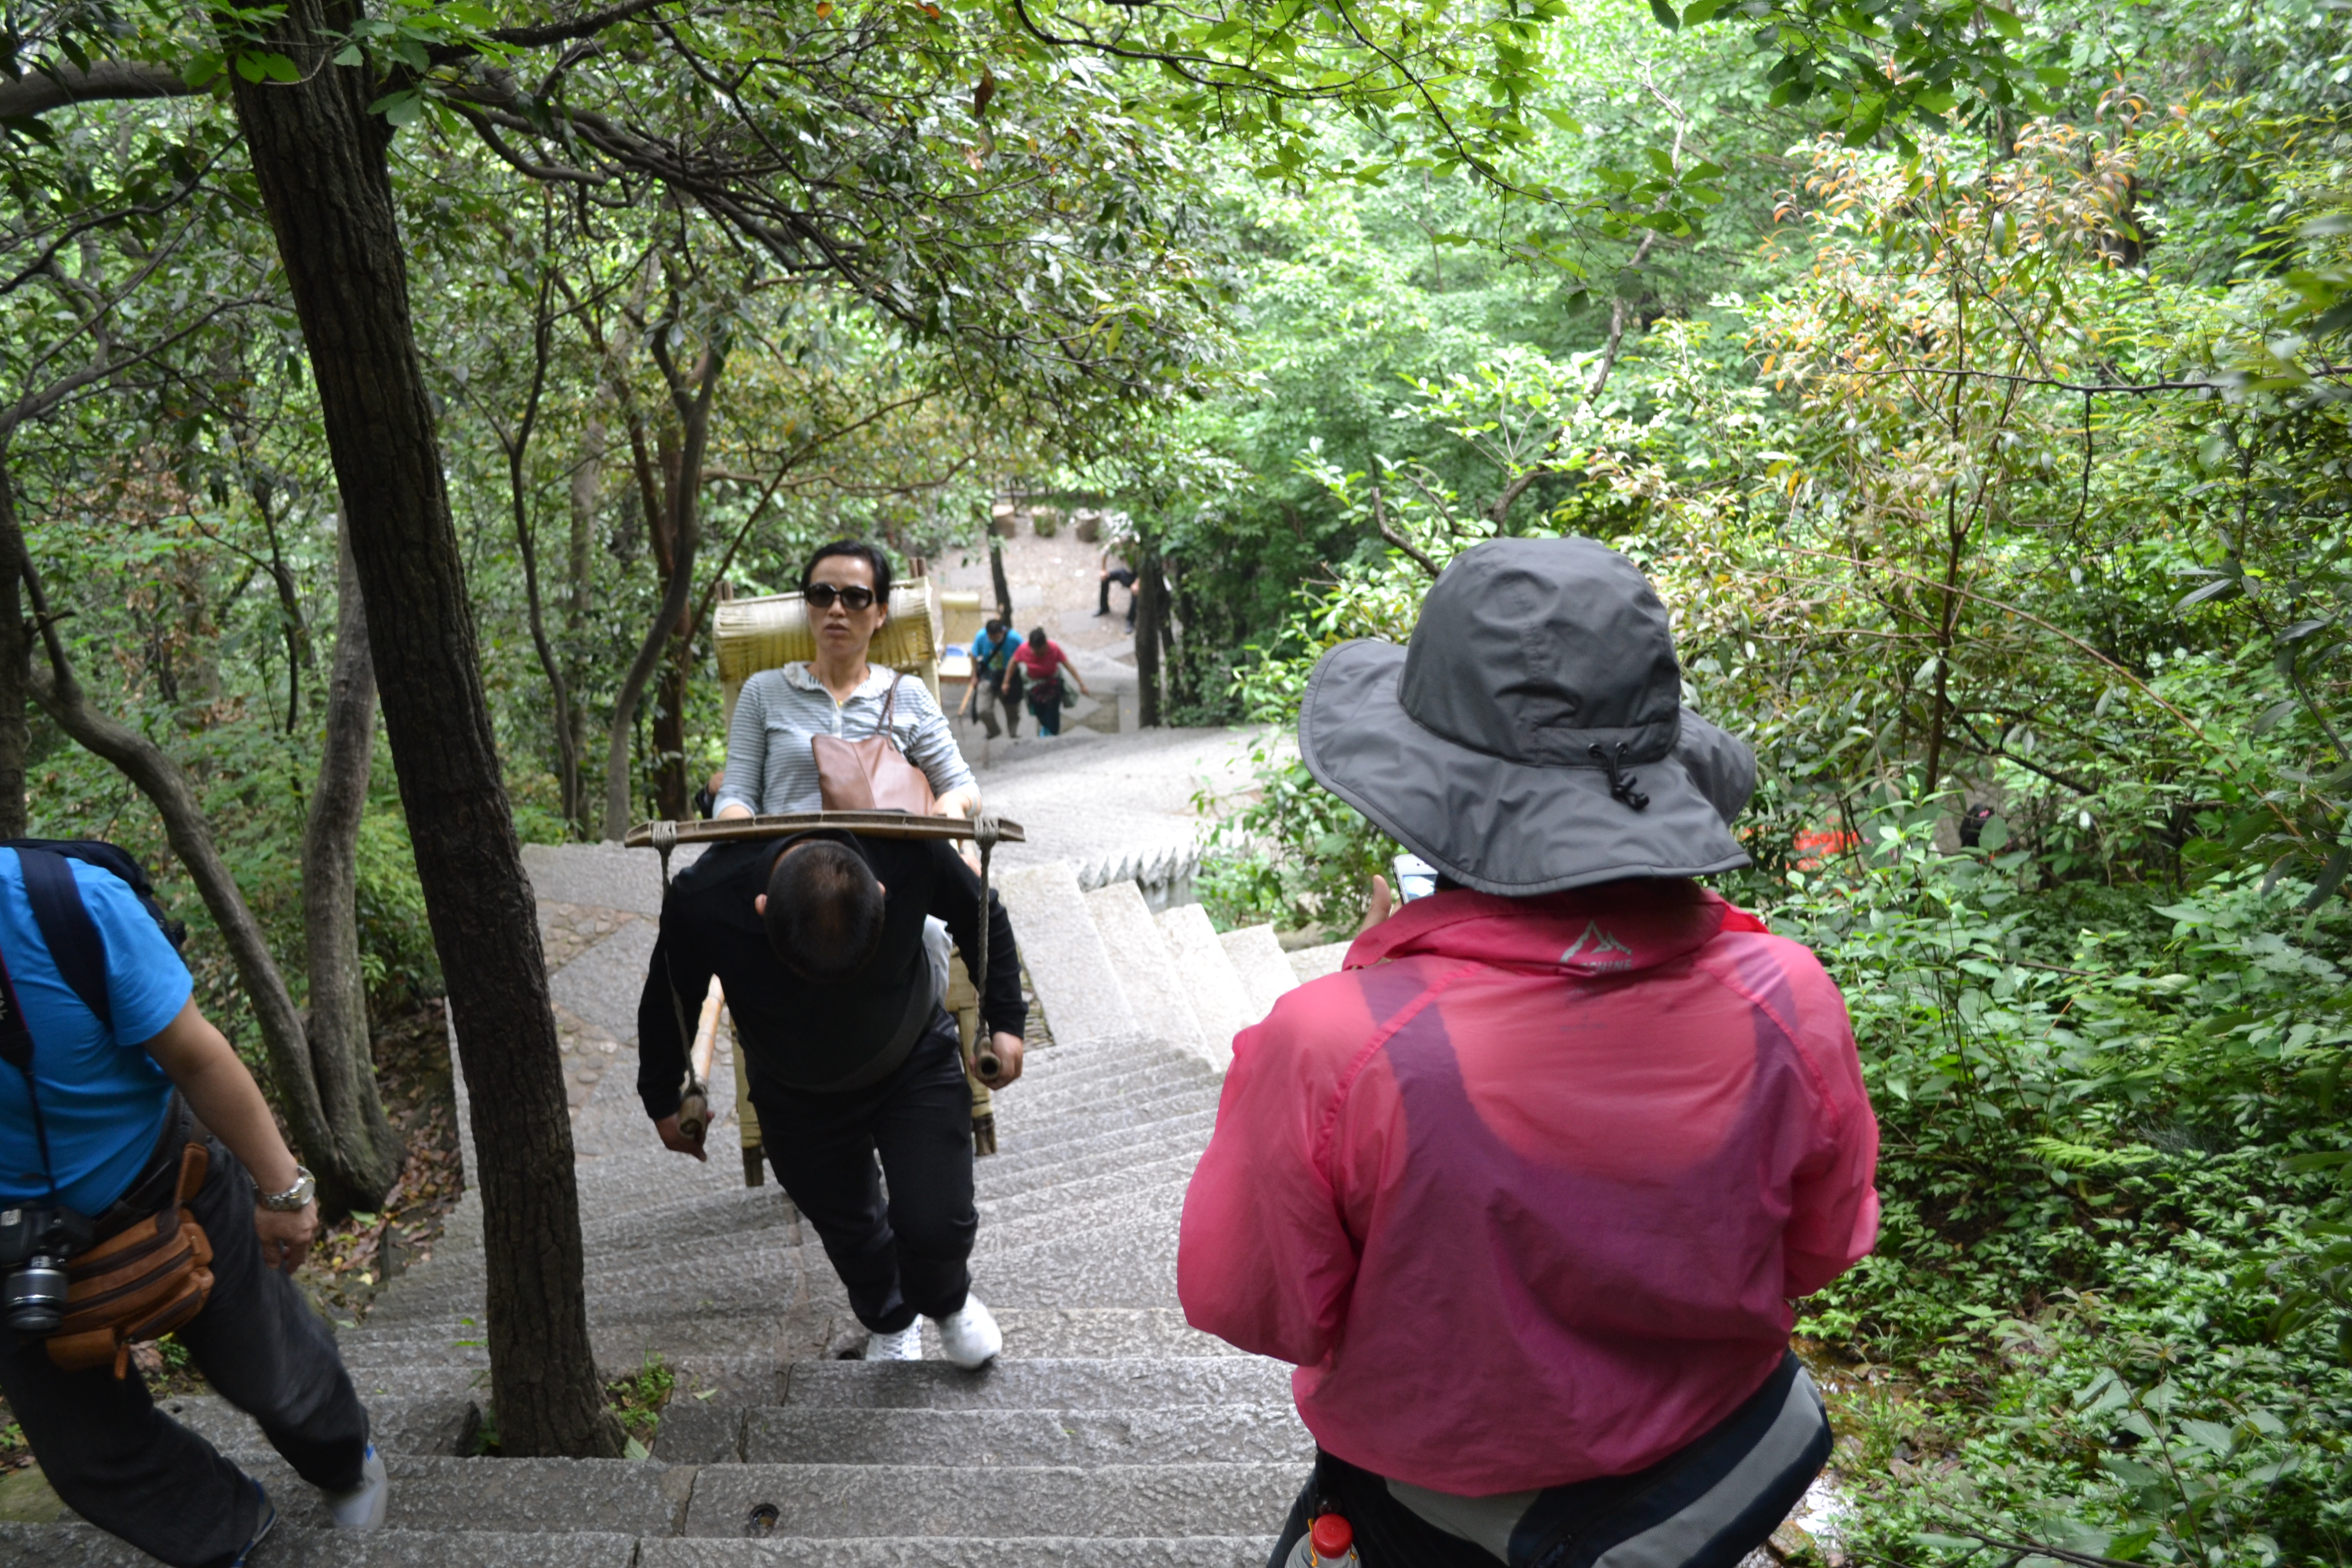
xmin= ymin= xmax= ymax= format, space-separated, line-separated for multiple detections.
xmin=872 ymin=672 xmax=902 ymax=742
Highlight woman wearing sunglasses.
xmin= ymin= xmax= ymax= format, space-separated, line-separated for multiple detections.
xmin=714 ymin=541 xmax=979 ymax=824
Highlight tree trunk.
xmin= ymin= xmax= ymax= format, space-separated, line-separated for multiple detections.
xmin=225 ymin=3 xmax=621 ymax=1458
xmin=988 ymin=532 xmax=1014 ymax=624
xmin=0 ymin=458 xmax=30 ymax=839
xmin=601 ymin=347 xmax=724 ymax=841
xmin=565 ymin=413 xmax=602 ymax=830
xmin=1134 ymin=548 xmax=1166 ymax=729
xmin=300 ymin=524 xmax=403 ymax=1208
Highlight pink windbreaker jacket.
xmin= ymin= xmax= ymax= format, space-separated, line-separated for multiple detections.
xmin=1178 ymin=880 xmax=1878 ymax=1495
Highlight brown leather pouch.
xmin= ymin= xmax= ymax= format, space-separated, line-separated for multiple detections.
xmin=46 ymin=1140 xmax=214 ymax=1378
xmin=811 ymin=676 xmax=937 ymax=815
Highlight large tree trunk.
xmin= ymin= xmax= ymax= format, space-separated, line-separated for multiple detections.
xmin=0 ymin=458 xmax=30 ymax=839
xmin=300 ymin=525 xmax=402 ymax=1207
xmin=225 ymin=4 xmax=621 ymax=1458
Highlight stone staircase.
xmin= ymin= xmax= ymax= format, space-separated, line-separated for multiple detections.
xmin=0 ymin=845 xmax=1349 ymax=1566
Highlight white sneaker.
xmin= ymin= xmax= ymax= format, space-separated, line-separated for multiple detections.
xmin=323 ymin=1442 xmax=389 ymax=1530
xmin=864 ymin=1322 xmax=924 ymax=1361
xmin=934 ymin=1293 xmax=1002 ymax=1369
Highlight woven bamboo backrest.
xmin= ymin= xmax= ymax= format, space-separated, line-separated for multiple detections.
xmin=715 ymin=578 xmax=944 ymax=729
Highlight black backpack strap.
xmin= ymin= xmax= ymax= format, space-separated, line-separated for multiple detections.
xmin=16 ymin=847 xmax=110 ymax=1032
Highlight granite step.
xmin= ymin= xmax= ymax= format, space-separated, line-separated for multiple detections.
xmin=740 ymin=1403 xmax=1310 ymax=1467
xmin=781 ymin=1358 xmax=1289 ymax=1411
xmin=971 ymin=1108 xmax=1218 ymax=1181
xmin=211 ymin=1452 xmax=687 ymax=1535
xmin=0 ymin=1523 xmax=643 ymax=1566
xmin=156 ymin=1393 xmax=481 ymax=1458
xmin=1217 ymin=923 xmax=1298 ymax=1023
xmin=995 ymin=863 xmax=1139 ymax=1049
xmin=1286 ymin=941 xmax=1349 ymax=986
xmin=978 ymin=1150 xmax=1203 ymax=1224
xmin=638 ymin=1539 xmax=1277 ymax=1567
xmin=1152 ymin=904 xmax=1254 ymax=1071
xmin=1082 ymin=880 xmax=1207 ymax=1061
xmin=680 ymin=1462 xmax=1299 ymax=1538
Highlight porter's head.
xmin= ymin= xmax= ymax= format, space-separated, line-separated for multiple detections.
xmin=760 ymin=839 xmax=886 ymax=983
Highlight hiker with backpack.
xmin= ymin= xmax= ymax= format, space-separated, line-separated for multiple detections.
xmin=1179 ymin=539 xmax=1878 ymax=1567
xmin=0 ymin=842 xmax=387 ymax=1565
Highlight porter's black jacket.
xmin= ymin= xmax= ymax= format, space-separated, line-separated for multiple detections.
xmin=635 ymin=832 xmax=1023 ymax=1111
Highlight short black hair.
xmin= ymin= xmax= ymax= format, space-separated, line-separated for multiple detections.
xmin=984 ymin=617 xmax=1006 ymax=636
xmin=802 ymin=540 xmax=894 ymax=604
xmin=764 ymin=840 xmax=886 ymax=983
xmin=1027 ymin=626 xmax=1048 ymax=652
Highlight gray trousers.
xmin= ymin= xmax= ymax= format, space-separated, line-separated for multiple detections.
xmin=0 ymin=1137 xmax=369 ymax=1568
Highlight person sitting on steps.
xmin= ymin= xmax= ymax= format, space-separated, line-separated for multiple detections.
xmin=1178 ymin=537 xmax=1880 ymax=1567
xmin=637 ymin=826 xmax=1026 ymax=1367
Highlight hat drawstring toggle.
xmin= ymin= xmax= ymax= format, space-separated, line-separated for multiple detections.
xmin=1590 ymin=743 xmax=1650 ymax=812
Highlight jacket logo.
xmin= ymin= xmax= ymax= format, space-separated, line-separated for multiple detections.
xmin=1558 ymin=921 xmax=1634 ymax=970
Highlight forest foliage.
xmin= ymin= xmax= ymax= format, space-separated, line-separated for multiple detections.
xmin=7 ymin=0 xmax=2352 ymax=1549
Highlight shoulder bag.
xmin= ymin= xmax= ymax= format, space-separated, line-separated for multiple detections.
xmin=811 ymin=675 xmax=938 ymax=815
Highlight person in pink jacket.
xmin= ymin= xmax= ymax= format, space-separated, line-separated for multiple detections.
xmin=1179 ymin=537 xmax=1879 ymax=1568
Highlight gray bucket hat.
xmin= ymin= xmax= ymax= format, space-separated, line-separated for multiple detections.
xmin=1298 ymin=536 xmax=1754 ymax=896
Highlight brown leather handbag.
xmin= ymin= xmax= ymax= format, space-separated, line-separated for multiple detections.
xmin=47 ymin=1139 xmax=214 ymax=1378
xmin=811 ymin=675 xmax=937 ymax=815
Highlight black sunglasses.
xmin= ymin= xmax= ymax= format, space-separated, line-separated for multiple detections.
xmin=804 ymin=583 xmax=877 ymax=611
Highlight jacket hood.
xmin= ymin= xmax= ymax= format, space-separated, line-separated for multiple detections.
xmin=1344 ymin=879 xmax=1761 ymax=978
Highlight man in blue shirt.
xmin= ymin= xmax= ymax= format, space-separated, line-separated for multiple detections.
xmin=0 ymin=849 xmax=387 ymax=1565
xmin=963 ymin=617 xmax=1022 ymax=739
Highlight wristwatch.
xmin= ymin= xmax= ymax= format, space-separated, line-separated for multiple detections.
xmin=259 ymin=1165 xmax=316 ymax=1212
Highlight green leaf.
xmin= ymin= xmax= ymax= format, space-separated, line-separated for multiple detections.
xmin=1683 ymin=0 xmax=1726 ymax=21
xmin=1649 ymin=0 xmax=1681 ymax=29
xmin=1984 ymin=4 xmax=2024 ymax=39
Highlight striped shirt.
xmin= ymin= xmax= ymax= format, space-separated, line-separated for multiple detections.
xmin=717 ymin=663 xmax=974 ymax=816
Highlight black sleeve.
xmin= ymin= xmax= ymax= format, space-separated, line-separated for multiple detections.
xmin=928 ymin=840 xmax=1027 ymax=1040
xmin=635 ymin=897 xmax=714 ymax=1121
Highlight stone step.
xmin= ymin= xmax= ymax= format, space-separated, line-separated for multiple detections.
xmin=0 ymin=1523 xmax=643 ymax=1566
xmin=1286 ymin=941 xmax=1349 ymax=986
xmin=990 ymin=1086 xmax=1226 ymax=1154
xmin=741 ymin=1404 xmax=1311 ymax=1467
xmin=1151 ymin=905 xmax=1253 ymax=1072
xmin=974 ymin=1106 xmax=1217 ymax=1178
xmin=971 ymin=1119 xmax=1215 ymax=1201
xmin=976 ymin=1180 xmax=1186 ymax=1257
xmin=680 ymin=1462 xmax=1300 ymax=1538
xmin=638 ymin=1538 xmax=1277 ymax=1567
xmin=995 ymin=862 xmax=1138 ymax=1048
xmin=1082 ymin=880 xmax=1207 ymax=1061
xmin=995 ymin=1055 xmax=1216 ymax=1122
xmin=156 ymin=1394 xmax=481 ymax=1459
xmin=214 ymin=1452 xmax=688 ymax=1535
xmin=970 ymin=1228 xmax=1183 ymax=1312
xmin=782 ymin=1358 xmax=1289 ymax=1411
xmin=979 ymin=1149 xmax=1202 ymax=1224
xmin=1217 ymin=924 xmax=1298 ymax=1024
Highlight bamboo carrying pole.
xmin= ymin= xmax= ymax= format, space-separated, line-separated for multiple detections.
xmin=674 ymin=977 xmax=726 ymax=1142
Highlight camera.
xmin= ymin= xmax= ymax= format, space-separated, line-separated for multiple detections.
xmin=0 ymin=1203 xmax=92 ymax=1334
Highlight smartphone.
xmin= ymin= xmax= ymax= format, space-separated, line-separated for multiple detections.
xmin=1391 ymin=852 xmax=1437 ymax=903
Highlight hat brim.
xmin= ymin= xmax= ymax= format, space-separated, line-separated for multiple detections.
xmin=1297 ymin=640 xmax=1752 ymax=897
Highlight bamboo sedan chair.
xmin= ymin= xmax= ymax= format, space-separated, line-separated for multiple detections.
xmin=629 ymin=578 xmax=1010 ymax=1187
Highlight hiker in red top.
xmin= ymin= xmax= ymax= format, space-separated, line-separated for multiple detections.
xmin=1178 ymin=537 xmax=1879 ymax=1568
xmin=1007 ymin=626 xmax=1089 ymax=738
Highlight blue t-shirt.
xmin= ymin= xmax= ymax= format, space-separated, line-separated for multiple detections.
xmin=0 ymin=852 xmax=191 ymax=1214
xmin=970 ymin=629 xmax=1013 ymax=677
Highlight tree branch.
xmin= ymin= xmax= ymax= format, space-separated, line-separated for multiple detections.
xmin=0 ymin=62 xmax=197 ymax=118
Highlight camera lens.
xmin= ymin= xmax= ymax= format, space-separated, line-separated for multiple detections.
xmin=2 ymin=1256 xmax=68 ymax=1334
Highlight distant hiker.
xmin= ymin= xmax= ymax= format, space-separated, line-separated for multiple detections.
xmin=0 ymin=845 xmax=388 ymax=1567
xmin=637 ymin=827 xmax=1025 ymax=1367
xmin=1010 ymin=626 xmax=1089 ymax=739
xmin=1097 ymin=531 xmax=1138 ymax=629
xmin=1179 ymin=537 xmax=1880 ymax=1568
xmin=714 ymin=540 xmax=980 ymax=824
xmin=965 ymin=617 xmax=1020 ymax=740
